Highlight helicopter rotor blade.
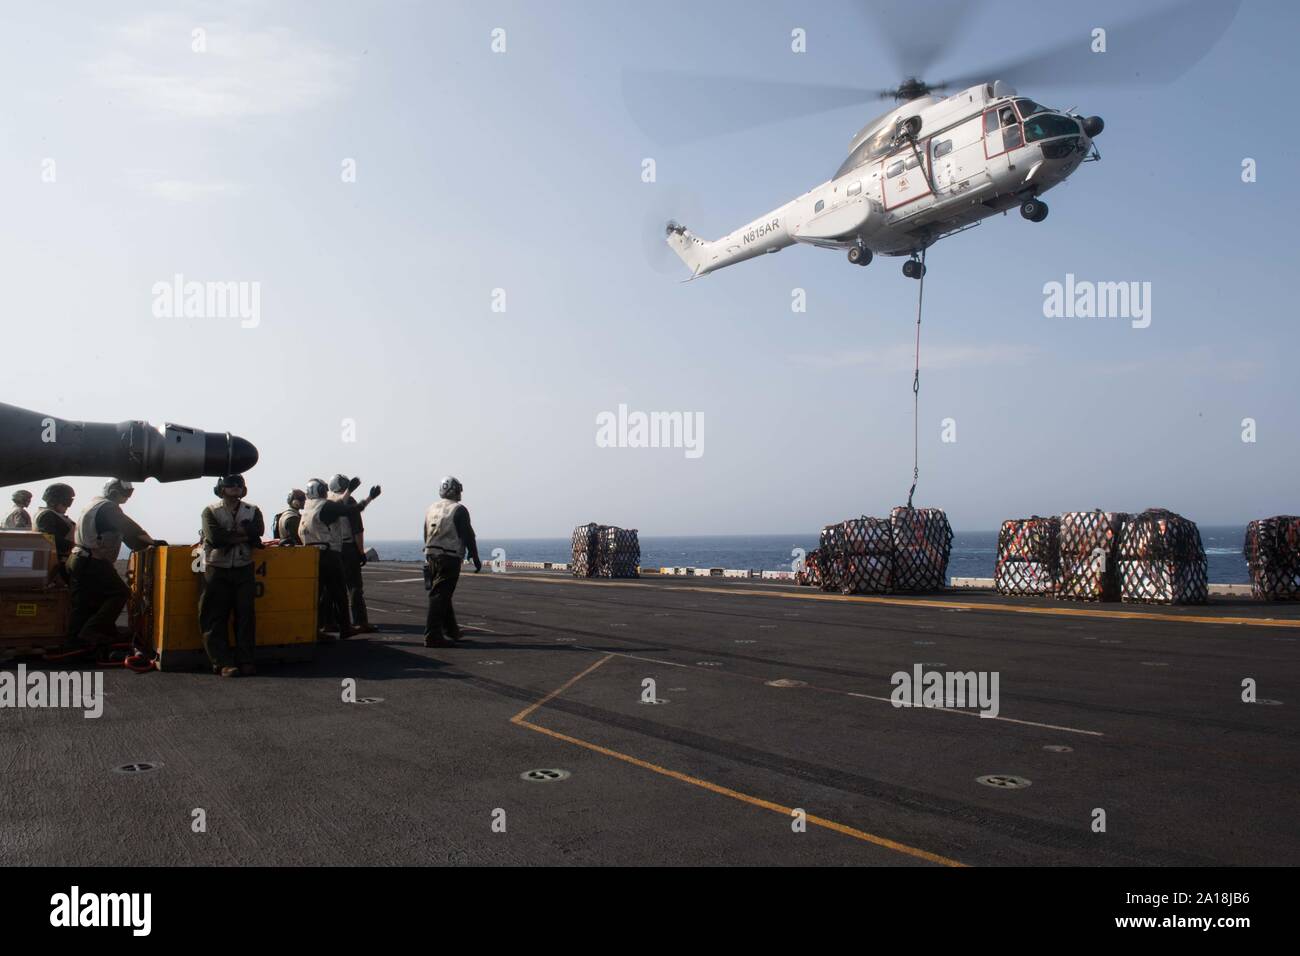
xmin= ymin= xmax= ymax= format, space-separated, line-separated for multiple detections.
xmin=621 ymin=70 xmax=877 ymax=146
xmin=861 ymin=0 xmax=986 ymax=80
xmin=937 ymin=0 xmax=1241 ymax=93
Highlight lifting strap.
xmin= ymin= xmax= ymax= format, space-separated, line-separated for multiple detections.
xmin=905 ymin=248 xmax=927 ymax=509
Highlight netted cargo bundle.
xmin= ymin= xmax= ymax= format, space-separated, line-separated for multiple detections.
xmin=841 ymin=516 xmax=893 ymax=555
xmin=1244 ymin=516 xmax=1300 ymax=600
xmin=594 ymin=526 xmax=640 ymax=578
xmin=1057 ymin=511 xmax=1126 ymax=601
xmin=1118 ymin=509 xmax=1206 ymax=604
xmin=995 ymin=516 xmax=1060 ymax=596
xmin=795 ymin=548 xmax=824 ymax=588
xmin=889 ymin=507 xmax=953 ymax=592
xmin=819 ymin=523 xmax=844 ymax=554
xmin=1118 ymin=559 xmax=1208 ymax=605
xmin=570 ymin=523 xmax=600 ymax=578
xmin=1118 ymin=508 xmax=1204 ymax=562
xmin=840 ymin=553 xmax=893 ymax=594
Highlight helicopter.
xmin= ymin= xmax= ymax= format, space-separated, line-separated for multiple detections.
xmin=625 ymin=0 xmax=1240 ymax=281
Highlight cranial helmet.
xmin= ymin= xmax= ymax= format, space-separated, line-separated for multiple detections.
xmin=103 ymin=478 xmax=134 ymax=500
xmin=438 ymin=476 xmax=463 ymax=501
xmin=288 ymin=489 xmax=306 ymax=506
xmin=215 ymin=474 xmax=247 ymax=497
xmin=42 ymin=483 xmax=75 ymax=506
xmin=329 ymin=474 xmax=349 ymax=494
xmin=306 ymin=479 xmax=328 ymax=500
xmin=12 ymin=489 xmax=32 ymax=505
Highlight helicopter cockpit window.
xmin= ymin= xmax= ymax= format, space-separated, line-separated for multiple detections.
xmin=886 ymin=161 xmax=904 ymax=178
xmin=1014 ymin=98 xmax=1048 ymax=119
xmin=984 ymin=111 xmax=1000 ymax=135
xmin=1003 ymin=122 xmax=1023 ymax=151
xmin=999 ymin=107 xmax=1017 ymax=128
xmin=1023 ymin=113 xmax=1081 ymax=143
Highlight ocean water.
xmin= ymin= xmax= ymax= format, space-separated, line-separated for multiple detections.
xmin=369 ymin=526 xmax=1251 ymax=583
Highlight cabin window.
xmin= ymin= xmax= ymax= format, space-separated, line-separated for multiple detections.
xmin=814 ymin=199 xmax=824 ymax=213
xmin=847 ymin=181 xmax=862 ymax=196
xmin=933 ymin=140 xmax=952 ymax=159
xmin=905 ymin=156 xmax=921 ymax=170
xmin=886 ymin=161 xmax=904 ymax=178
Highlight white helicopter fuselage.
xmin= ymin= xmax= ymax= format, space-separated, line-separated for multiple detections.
xmin=667 ymin=82 xmax=1099 ymax=278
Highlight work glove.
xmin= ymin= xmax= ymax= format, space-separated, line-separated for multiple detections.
xmin=368 ymin=485 xmax=382 ymax=499
xmin=359 ymin=552 xmax=367 ymax=566
xmin=473 ymin=557 xmax=483 ymax=573
xmin=349 ymin=476 xmax=362 ymax=494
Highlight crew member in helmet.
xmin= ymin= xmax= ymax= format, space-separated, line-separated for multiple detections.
xmin=329 ymin=474 xmax=375 ymax=634
xmin=3 ymin=490 xmax=33 ymax=529
xmin=34 ymin=484 xmax=77 ymax=581
xmin=274 ymin=489 xmax=306 ymax=545
xmin=68 ymin=478 xmax=158 ymax=646
xmin=298 ymin=478 xmax=380 ymax=640
xmin=199 ymin=475 xmax=265 ymax=678
xmin=422 ymin=476 xmax=481 ymax=647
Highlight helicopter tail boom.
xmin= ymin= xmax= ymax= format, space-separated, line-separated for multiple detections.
xmin=665 ymin=220 xmax=712 ymax=279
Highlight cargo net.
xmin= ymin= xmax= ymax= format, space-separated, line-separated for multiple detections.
xmin=889 ymin=507 xmax=953 ymax=592
xmin=572 ymin=524 xmax=639 ymax=578
xmin=570 ymin=523 xmax=599 ymax=578
xmin=795 ymin=548 xmax=826 ymax=588
xmin=1056 ymin=511 xmax=1127 ymax=602
xmin=1117 ymin=509 xmax=1207 ymax=605
xmin=995 ymin=516 xmax=1060 ymax=596
xmin=1243 ymin=516 xmax=1300 ymax=601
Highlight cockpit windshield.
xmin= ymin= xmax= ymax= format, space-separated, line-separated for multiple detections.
xmin=1014 ymin=98 xmax=1049 ymax=119
xmin=1023 ymin=113 xmax=1080 ymax=142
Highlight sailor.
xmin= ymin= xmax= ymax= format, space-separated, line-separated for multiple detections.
xmin=329 ymin=474 xmax=375 ymax=634
xmin=34 ymin=483 xmax=77 ymax=581
xmin=68 ymin=479 xmax=159 ymax=646
xmin=273 ymin=489 xmax=305 ymax=545
xmin=199 ymin=475 xmax=264 ymax=678
xmin=422 ymin=476 xmax=481 ymax=648
xmin=2 ymin=490 xmax=33 ymax=529
xmin=298 ymin=478 xmax=380 ymax=640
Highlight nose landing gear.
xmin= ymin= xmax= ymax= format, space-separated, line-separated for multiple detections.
xmin=847 ymin=243 xmax=872 ymax=266
xmin=1020 ymin=198 xmax=1049 ymax=222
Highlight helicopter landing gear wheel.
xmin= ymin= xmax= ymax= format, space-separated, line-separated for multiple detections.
xmin=902 ymin=258 xmax=926 ymax=279
xmin=847 ymin=244 xmax=872 ymax=266
xmin=1020 ymin=199 xmax=1048 ymax=222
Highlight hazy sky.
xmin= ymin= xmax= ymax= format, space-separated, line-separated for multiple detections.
xmin=2 ymin=0 xmax=1296 ymax=539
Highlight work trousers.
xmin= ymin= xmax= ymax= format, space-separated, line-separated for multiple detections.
xmin=199 ymin=564 xmax=257 ymax=668
xmin=340 ymin=542 xmax=368 ymax=626
xmin=424 ymin=554 xmax=462 ymax=640
xmin=67 ymin=553 xmax=129 ymax=644
xmin=318 ymin=548 xmax=351 ymax=636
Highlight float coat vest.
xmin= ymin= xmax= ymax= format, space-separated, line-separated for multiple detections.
xmin=424 ymin=499 xmax=463 ymax=558
xmin=299 ymin=498 xmax=341 ymax=551
xmin=204 ymin=501 xmax=259 ymax=569
xmin=74 ymin=498 xmax=123 ymax=562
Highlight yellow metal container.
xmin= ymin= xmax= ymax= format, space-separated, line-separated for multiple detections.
xmin=134 ymin=545 xmax=319 ymax=671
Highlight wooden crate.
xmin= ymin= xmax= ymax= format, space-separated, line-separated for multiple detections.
xmin=0 ymin=588 xmax=70 ymax=661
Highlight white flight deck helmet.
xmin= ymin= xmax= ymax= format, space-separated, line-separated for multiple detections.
xmin=328 ymin=474 xmax=349 ymax=494
xmin=438 ymin=476 xmax=463 ymax=501
xmin=305 ymin=479 xmax=329 ymax=500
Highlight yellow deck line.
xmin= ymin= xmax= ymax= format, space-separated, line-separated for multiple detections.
xmin=498 ymin=574 xmax=1299 ymax=628
xmin=509 ymin=654 xmax=965 ymax=867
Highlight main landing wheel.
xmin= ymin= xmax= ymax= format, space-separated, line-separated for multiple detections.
xmin=1020 ymin=199 xmax=1049 ymax=222
xmin=902 ymin=259 xmax=926 ymax=279
xmin=847 ymin=245 xmax=872 ymax=266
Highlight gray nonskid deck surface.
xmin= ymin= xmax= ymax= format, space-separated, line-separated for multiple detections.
xmin=2 ymin=563 xmax=1296 ymax=866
